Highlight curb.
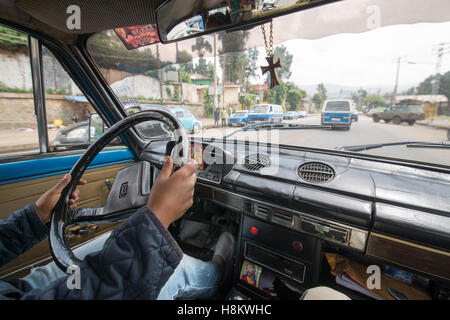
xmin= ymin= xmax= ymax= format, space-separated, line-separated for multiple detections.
xmin=416 ymin=122 xmax=450 ymax=130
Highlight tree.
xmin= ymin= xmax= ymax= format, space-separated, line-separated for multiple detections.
xmin=0 ymin=26 xmax=28 ymax=53
xmin=218 ymin=30 xmax=249 ymax=85
xmin=268 ymin=81 xmax=287 ymax=105
xmin=191 ymin=37 xmax=212 ymax=58
xmin=245 ymin=48 xmax=260 ymax=81
xmin=311 ymin=83 xmax=327 ymax=110
xmin=312 ymin=93 xmax=324 ymax=111
xmin=286 ymin=88 xmax=306 ymax=111
xmin=363 ymin=94 xmax=387 ymax=109
xmin=195 ymin=58 xmax=214 ymax=79
xmin=351 ymin=89 xmax=368 ymax=108
xmin=272 ymin=45 xmax=293 ymax=82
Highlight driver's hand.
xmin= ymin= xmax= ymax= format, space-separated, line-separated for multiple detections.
xmin=35 ymin=174 xmax=87 ymax=224
xmin=148 ymin=156 xmax=197 ymax=229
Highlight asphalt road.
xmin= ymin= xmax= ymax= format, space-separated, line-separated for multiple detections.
xmin=192 ymin=115 xmax=450 ymax=167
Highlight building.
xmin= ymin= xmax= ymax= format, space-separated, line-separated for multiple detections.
xmin=189 ymin=73 xmax=212 ymax=86
xmin=395 ymin=95 xmax=449 ymax=116
xmin=222 ymin=81 xmax=240 ymax=110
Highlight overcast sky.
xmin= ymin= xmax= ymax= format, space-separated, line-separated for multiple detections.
xmin=248 ymin=21 xmax=450 ymax=89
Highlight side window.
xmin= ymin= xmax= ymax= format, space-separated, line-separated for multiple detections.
xmin=175 ymin=111 xmax=184 ymax=118
xmin=42 ymin=47 xmax=98 ymax=150
xmin=0 ymin=26 xmax=40 ymax=156
xmin=185 ymin=111 xmax=194 ymax=118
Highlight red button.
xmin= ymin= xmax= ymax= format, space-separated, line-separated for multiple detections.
xmin=292 ymin=241 xmax=303 ymax=251
xmin=250 ymin=227 xmax=258 ymax=235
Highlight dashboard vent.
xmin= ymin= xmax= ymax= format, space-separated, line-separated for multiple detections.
xmin=254 ymin=204 xmax=270 ymax=219
xmin=242 ymin=154 xmax=270 ymax=171
xmin=272 ymin=211 xmax=295 ymax=228
xmin=298 ymin=162 xmax=335 ymax=183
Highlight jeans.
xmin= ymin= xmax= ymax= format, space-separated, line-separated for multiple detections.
xmin=22 ymin=233 xmax=222 ymax=300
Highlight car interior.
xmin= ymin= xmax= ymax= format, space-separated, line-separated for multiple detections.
xmin=0 ymin=0 xmax=449 ymax=301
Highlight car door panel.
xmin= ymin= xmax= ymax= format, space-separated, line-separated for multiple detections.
xmin=0 ymin=149 xmax=135 ymax=279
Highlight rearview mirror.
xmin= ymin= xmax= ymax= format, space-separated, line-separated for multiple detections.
xmin=156 ymin=0 xmax=337 ymax=43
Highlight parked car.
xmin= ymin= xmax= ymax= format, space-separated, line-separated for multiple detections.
xmin=53 ymin=121 xmax=91 ymax=145
xmin=54 ymin=104 xmax=172 ymax=145
xmin=169 ymin=107 xmax=202 ymax=133
xmin=248 ymin=104 xmax=283 ymax=123
xmin=298 ymin=110 xmax=307 ymax=118
xmin=372 ymin=105 xmax=425 ymax=125
xmin=228 ymin=110 xmax=249 ymax=127
xmin=283 ymin=111 xmax=299 ymax=120
xmin=321 ymin=99 xmax=354 ymax=130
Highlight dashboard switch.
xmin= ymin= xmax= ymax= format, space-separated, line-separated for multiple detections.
xmin=250 ymin=226 xmax=258 ymax=236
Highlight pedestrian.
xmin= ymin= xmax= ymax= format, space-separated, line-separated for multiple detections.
xmin=82 ymin=107 xmax=91 ymax=121
xmin=214 ymin=108 xmax=220 ymax=127
xmin=221 ymin=108 xmax=227 ymax=127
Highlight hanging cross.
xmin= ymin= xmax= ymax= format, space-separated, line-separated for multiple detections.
xmin=261 ymin=56 xmax=281 ymax=89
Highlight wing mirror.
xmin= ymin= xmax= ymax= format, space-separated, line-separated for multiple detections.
xmin=89 ymin=113 xmax=106 ymax=142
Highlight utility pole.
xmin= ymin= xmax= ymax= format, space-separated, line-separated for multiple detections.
xmin=156 ymin=43 xmax=164 ymax=103
xmin=390 ymin=56 xmax=402 ymax=105
xmin=176 ymin=42 xmax=184 ymax=103
xmin=213 ymin=33 xmax=218 ymax=109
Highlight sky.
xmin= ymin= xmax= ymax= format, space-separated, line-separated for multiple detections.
xmin=251 ymin=21 xmax=450 ymax=89
xmin=199 ymin=21 xmax=450 ymax=94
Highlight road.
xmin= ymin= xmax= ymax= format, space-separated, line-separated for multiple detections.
xmin=1 ymin=115 xmax=448 ymax=166
xmin=192 ymin=115 xmax=450 ymax=166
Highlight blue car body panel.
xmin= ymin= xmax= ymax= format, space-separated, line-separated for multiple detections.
xmin=228 ymin=114 xmax=248 ymax=125
xmin=0 ymin=148 xmax=135 ymax=185
xmin=170 ymin=108 xmax=202 ymax=131
xmin=322 ymin=112 xmax=352 ymax=125
xmin=248 ymin=113 xmax=283 ymax=122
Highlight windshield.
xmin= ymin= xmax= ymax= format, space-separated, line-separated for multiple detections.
xmin=87 ymin=0 xmax=450 ymax=167
xmin=251 ymin=105 xmax=270 ymax=113
xmin=233 ymin=111 xmax=248 ymax=116
xmin=324 ymin=101 xmax=351 ymax=112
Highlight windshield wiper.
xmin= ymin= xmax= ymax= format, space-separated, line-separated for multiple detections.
xmin=224 ymin=121 xmax=331 ymax=138
xmin=339 ymin=141 xmax=450 ymax=152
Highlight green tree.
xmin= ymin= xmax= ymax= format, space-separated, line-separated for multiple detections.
xmin=363 ymin=94 xmax=387 ymax=109
xmin=286 ymin=88 xmax=306 ymax=111
xmin=218 ymin=30 xmax=249 ymax=84
xmin=0 ymin=26 xmax=28 ymax=53
xmin=191 ymin=37 xmax=212 ymax=58
xmin=311 ymin=83 xmax=328 ymax=110
xmin=351 ymin=89 xmax=368 ymax=108
xmin=272 ymin=45 xmax=293 ymax=82
xmin=312 ymin=93 xmax=324 ymax=111
xmin=268 ymin=82 xmax=287 ymax=105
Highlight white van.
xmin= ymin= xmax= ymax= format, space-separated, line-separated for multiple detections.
xmin=248 ymin=104 xmax=284 ymax=123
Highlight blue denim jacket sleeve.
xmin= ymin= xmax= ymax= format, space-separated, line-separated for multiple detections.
xmin=22 ymin=206 xmax=183 ymax=300
xmin=0 ymin=203 xmax=49 ymax=267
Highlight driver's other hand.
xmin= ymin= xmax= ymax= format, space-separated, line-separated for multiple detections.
xmin=35 ymin=173 xmax=87 ymax=224
xmin=148 ymin=156 xmax=197 ymax=229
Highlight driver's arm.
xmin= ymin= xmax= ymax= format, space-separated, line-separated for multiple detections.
xmin=23 ymin=156 xmax=197 ymax=300
xmin=0 ymin=174 xmax=85 ymax=267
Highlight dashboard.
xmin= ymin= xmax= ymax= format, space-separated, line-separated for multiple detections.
xmin=141 ymin=138 xmax=450 ymax=295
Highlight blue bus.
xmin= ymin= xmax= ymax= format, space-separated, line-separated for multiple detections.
xmin=321 ymin=99 xmax=354 ymax=130
xmin=248 ymin=104 xmax=284 ymax=123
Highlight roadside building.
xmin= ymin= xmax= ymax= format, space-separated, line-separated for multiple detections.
xmin=395 ymin=95 xmax=449 ymax=117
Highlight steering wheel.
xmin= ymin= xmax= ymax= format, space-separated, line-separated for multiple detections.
xmin=49 ymin=109 xmax=189 ymax=272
